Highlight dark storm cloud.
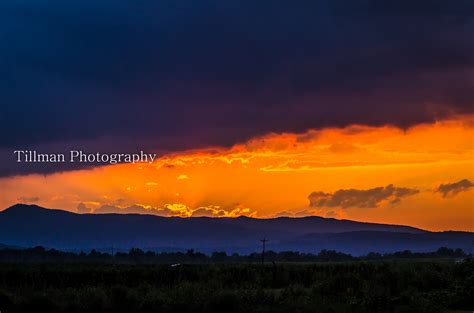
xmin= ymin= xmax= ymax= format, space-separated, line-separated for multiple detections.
xmin=0 ymin=0 xmax=473 ymax=176
xmin=308 ymin=184 xmax=419 ymax=208
xmin=437 ymin=179 xmax=474 ymax=197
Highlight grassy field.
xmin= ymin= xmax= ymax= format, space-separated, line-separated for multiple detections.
xmin=0 ymin=260 xmax=472 ymax=313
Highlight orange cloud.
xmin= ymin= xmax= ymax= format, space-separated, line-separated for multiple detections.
xmin=0 ymin=115 xmax=472 ymax=231
xmin=80 ymin=202 xmax=257 ymax=218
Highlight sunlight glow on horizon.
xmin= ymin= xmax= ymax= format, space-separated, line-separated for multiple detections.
xmin=1 ymin=115 xmax=473 ymax=231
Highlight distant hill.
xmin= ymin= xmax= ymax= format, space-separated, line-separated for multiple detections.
xmin=0 ymin=204 xmax=472 ymax=255
xmin=0 ymin=243 xmax=20 ymax=250
xmin=279 ymin=231 xmax=474 ymax=255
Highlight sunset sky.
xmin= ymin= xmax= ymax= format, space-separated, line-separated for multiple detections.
xmin=0 ymin=1 xmax=473 ymax=231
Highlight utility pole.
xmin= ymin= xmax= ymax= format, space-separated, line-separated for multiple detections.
xmin=260 ymin=238 xmax=268 ymax=265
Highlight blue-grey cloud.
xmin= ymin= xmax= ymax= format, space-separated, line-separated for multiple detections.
xmin=437 ymin=179 xmax=474 ymax=197
xmin=17 ymin=196 xmax=40 ymax=203
xmin=308 ymin=184 xmax=419 ymax=208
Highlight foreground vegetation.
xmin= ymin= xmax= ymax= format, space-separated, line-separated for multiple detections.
xmin=0 ymin=254 xmax=472 ymax=313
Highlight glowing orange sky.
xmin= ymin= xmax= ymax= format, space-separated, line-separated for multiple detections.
xmin=1 ymin=115 xmax=473 ymax=231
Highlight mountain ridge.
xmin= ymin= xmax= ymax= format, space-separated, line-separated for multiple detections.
xmin=1 ymin=204 xmax=472 ymax=255
xmin=1 ymin=203 xmax=426 ymax=231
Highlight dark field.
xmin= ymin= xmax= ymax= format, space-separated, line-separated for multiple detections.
xmin=0 ymin=260 xmax=472 ymax=313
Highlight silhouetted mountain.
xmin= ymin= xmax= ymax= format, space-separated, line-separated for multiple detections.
xmin=0 ymin=243 xmax=19 ymax=250
xmin=1 ymin=204 xmax=471 ymax=255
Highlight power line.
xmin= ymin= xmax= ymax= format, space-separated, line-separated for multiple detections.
xmin=260 ymin=238 xmax=269 ymax=265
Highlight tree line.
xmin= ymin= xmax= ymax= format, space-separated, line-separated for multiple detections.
xmin=0 ymin=246 xmax=468 ymax=263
